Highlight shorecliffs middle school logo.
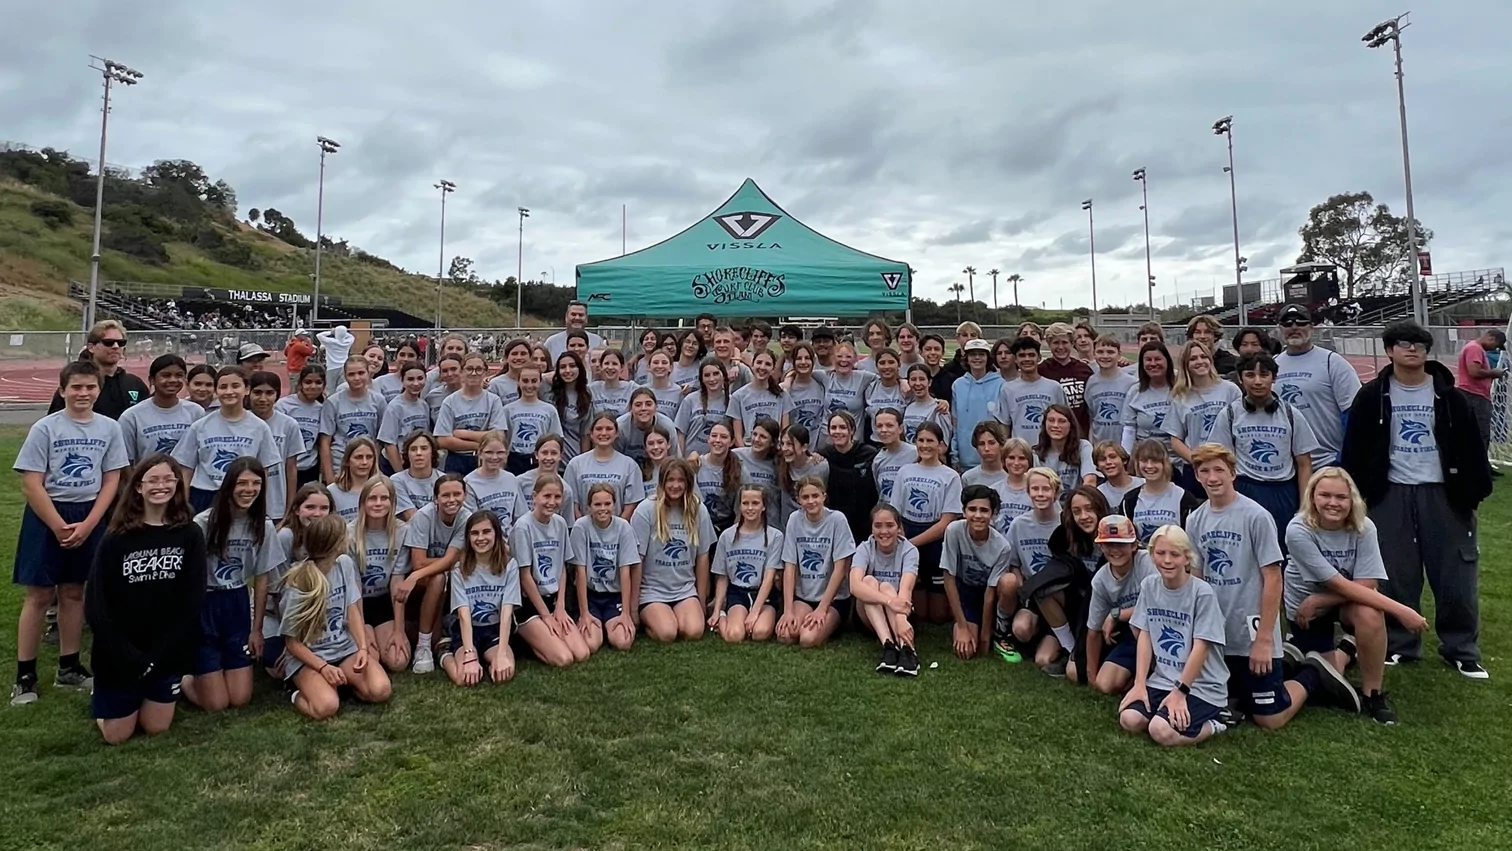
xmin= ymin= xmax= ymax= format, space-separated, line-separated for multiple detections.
xmin=213 ymin=448 xmax=239 ymax=472
xmin=1249 ymin=440 xmax=1279 ymax=465
xmin=60 ymin=452 xmax=94 ymax=479
xmin=1399 ymin=419 xmax=1430 ymax=445
xmin=1097 ymin=401 xmax=1121 ymax=423
xmin=800 ymin=549 xmax=824 ymax=577
xmin=1205 ymin=546 xmax=1234 ymax=577
xmin=1158 ymin=624 xmax=1186 ymax=658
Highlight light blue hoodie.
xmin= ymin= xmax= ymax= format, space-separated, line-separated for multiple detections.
xmin=951 ymin=369 xmax=1004 ymax=467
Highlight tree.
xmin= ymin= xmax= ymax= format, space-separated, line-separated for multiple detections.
xmin=948 ymin=282 xmax=965 ymax=323
xmin=448 ymin=255 xmax=479 ymax=285
xmin=205 ymin=179 xmax=237 ymax=217
xmin=1296 ymin=191 xmax=1432 ymax=299
xmin=1006 ymin=274 xmax=1023 ymax=307
xmin=248 ymin=208 xmax=261 ymax=224
xmin=963 ymin=266 xmax=976 ymax=303
xmin=258 ymin=207 xmax=311 ymax=247
xmin=29 ymin=199 xmax=74 ymax=229
xmin=989 ymin=268 xmax=1000 ymax=310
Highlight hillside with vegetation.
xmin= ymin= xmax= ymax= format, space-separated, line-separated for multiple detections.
xmin=0 ymin=147 xmax=552 ymax=331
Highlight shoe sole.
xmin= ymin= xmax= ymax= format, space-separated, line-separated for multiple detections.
xmin=1305 ymin=652 xmax=1361 ymax=713
xmin=875 ymin=663 xmax=897 ymax=674
xmin=1281 ymin=642 xmax=1304 ymax=665
xmin=10 ymin=695 xmax=38 ymax=706
xmin=895 ymin=666 xmax=918 ymax=677
xmin=994 ymin=647 xmax=1023 ymax=663
xmin=53 ymin=679 xmax=92 ymax=691
xmin=1449 ymin=660 xmax=1490 ymax=680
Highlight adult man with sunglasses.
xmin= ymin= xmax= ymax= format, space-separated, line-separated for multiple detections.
xmin=47 ymin=320 xmax=150 ymax=420
xmin=1341 ymin=321 xmax=1492 ymax=679
xmin=1274 ymin=304 xmax=1360 ymax=467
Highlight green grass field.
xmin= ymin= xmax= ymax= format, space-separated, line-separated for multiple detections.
xmin=0 ymin=425 xmax=1508 ymax=850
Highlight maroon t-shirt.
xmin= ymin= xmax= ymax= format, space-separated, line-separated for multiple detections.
xmin=1037 ymin=357 xmax=1093 ymax=434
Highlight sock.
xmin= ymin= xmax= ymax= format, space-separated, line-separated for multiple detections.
xmin=16 ymin=659 xmax=37 ymax=684
xmin=417 ymin=632 xmax=432 ymax=652
xmin=59 ymin=652 xmax=80 ymax=671
xmin=993 ymin=611 xmax=1013 ymax=641
xmin=1051 ymin=624 xmax=1075 ymax=652
xmin=1292 ymin=665 xmax=1322 ymax=696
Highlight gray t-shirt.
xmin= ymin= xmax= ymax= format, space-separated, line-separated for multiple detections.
xmin=15 ymin=410 xmax=129 ymax=501
xmin=545 ymin=330 xmax=606 ymax=363
xmin=563 ymin=451 xmax=644 ymax=516
xmin=170 ymin=411 xmax=281 ymax=492
xmin=1006 ymin=511 xmax=1060 ymax=576
xmin=329 ymin=483 xmax=364 ymax=523
xmin=786 ymin=377 xmax=828 ymax=435
xmin=569 ymin=515 xmax=640 ymax=594
xmin=711 ymin=525 xmax=785 ymax=591
xmin=117 ymin=398 xmax=205 ymax=463
xmin=486 ymin=374 xmax=520 ymax=406
xmin=631 ymin=500 xmax=717 ymax=605
xmin=729 ymin=385 xmax=792 ymax=435
xmin=1084 ymin=370 xmax=1136 ymax=446
xmin=401 ymin=503 xmax=470 ymax=559
xmin=1097 ymin=476 xmax=1144 ymax=511
xmin=941 ymin=520 xmax=1012 ymax=588
xmin=780 ymin=508 xmax=857 ymax=602
xmin=995 ymin=376 xmax=1068 ymax=440
xmin=1122 ymin=384 xmax=1173 ymax=450
xmin=646 ymin=383 xmax=686 ymax=419
xmin=280 ymin=553 xmax=361 ymax=673
xmin=349 ymin=522 xmax=412 ymax=599
xmin=588 ymin=380 xmax=635 ymax=418
xmin=1185 ymin=493 xmax=1284 ymax=657
xmin=548 ymin=387 xmax=587 ymax=458
xmin=1041 ymin=440 xmax=1095 ymax=498
xmin=1131 ymin=574 xmax=1229 ymax=707
xmin=961 ymin=466 xmax=1032 ymax=535
xmin=900 ymin=400 xmax=949 ymax=447
xmin=1087 ymin=550 xmax=1157 ymax=629
xmin=510 ymin=513 xmax=573 ymax=597
xmin=195 ymin=512 xmax=281 ymax=591
xmin=517 ymin=468 xmax=578 ymax=516
xmin=274 ymin=395 xmax=323 ymax=471
xmin=371 ymin=372 xmax=405 ymax=402
xmin=614 ymin=412 xmax=679 ymax=464
xmin=261 ymin=411 xmax=307 ymax=520
xmin=390 ymin=469 xmax=441 ymax=515
xmin=1275 ymin=345 xmax=1361 ymax=465
xmin=820 ymin=370 xmax=874 ymax=431
xmin=1282 ymin=515 xmax=1388 ymax=618
xmin=319 ymin=389 xmax=387 ymax=470
xmin=379 ymin=395 xmax=433 ymax=448
xmin=1166 ymin=382 xmax=1242 ymax=448
xmin=1131 ymin=484 xmax=1186 ymax=543
xmin=1209 ymin=397 xmax=1320 ymax=482
xmin=436 ymin=391 xmax=507 ymax=453
xmin=424 ymin=382 xmax=459 ymax=421
xmin=463 ymin=469 xmax=528 ymax=528
xmin=503 ymin=400 xmax=563 ymax=457
xmin=888 ymin=463 xmax=963 ymax=525
xmin=449 ymin=558 xmax=522 ymax=626
xmin=732 ymin=447 xmax=779 ymax=496
xmin=1386 ymin=376 xmax=1442 ymax=485
xmin=674 ymin=390 xmax=730 ymax=455
xmin=779 ymin=457 xmax=830 ymax=521
xmin=851 ymin=537 xmax=920 ymax=588
xmin=874 ymin=443 xmax=919 ymax=505
xmin=863 ymin=380 xmax=908 ymax=438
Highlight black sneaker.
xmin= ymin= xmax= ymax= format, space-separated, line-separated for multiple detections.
xmin=1363 ymin=691 xmax=1397 ymax=725
xmin=1303 ymin=651 xmax=1361 ymax=714
xmin=54 ymin=666 xmax=93 ymax=690
xmin=1450 ymin=660 xmax=1490 ymax=680
xmin=1043 ymin=649 xmax=1070 ymax=678
xmin=1336 ymin=634 xmax=1358 ymax=667
xmin=876 ymin=641 xmax=899 ymax=674
xmin=1384 ymin=653 xmax=1418 ymax=667
xmin=10 ymin=676 xmax=38 ymax=706
xmin=1218 ymin=705 xmax=1247 ymax=727
xmin=895 ymin=644 xmax=919 ymax=677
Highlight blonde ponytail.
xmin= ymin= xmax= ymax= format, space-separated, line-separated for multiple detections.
xmin=282 ymin=515 xmax=348 ymax=647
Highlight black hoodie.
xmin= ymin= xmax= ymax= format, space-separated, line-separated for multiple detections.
xmin=1341 ymin=360 xmax=1491 ymax=515
xmin=86 ymin=523 xmax=208 ymax=685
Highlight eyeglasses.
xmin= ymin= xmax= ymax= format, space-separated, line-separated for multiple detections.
xmin=95 ymin=338 xmax=128 ymax=347
xmin=1392 ymin=341 xmax=1429 ymax=353
xmin=1278 ymin=318 xmax=1311 ymax=328
xmin=463 ymin=367 xmax=488 ymax=374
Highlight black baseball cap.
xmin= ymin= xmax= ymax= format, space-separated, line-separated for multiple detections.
xmin=1277 ymin=304 xmax=1314 ymax=325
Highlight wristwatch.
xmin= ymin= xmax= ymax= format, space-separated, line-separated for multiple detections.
xmin=1176 ymin=682 xmax=1192 ymax=696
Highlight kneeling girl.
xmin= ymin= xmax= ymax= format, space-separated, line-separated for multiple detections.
xmin=709 ymin=484 xmax=784 ymax=643
xmin=441 ymin=510 xmax=519 ymax=686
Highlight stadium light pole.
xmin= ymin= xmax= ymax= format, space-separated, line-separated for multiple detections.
xmin=1081 ymin=199 xmax=1097 ymax=323
xmin=516 ymin=207 xmax=530 ymax=330
xmin=1214 ymin=116 xmax=1248 ymax=325
xmin=434 ymin=180 xmax=455 ymax=331
xmin=312 ymin=136 xmax=340 ymax=325
xmin=1365 ymin=13 xmax=1426 ymax=326
xmin=1133 ymin=168 xmax=1156 ymax=321
xmin=84 ymin=57 xmax=142 ymax=331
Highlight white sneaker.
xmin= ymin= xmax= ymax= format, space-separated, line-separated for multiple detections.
xmin=411 ymin=641 xmax=435 ymax=675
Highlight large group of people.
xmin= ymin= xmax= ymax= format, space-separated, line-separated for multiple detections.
xmin=10 ymin=305 xmax=1496 ymax=749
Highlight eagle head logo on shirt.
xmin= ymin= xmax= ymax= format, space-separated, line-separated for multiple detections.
xmin=212 ymin=448 xmax=239 ymax=472
xmin=1158 ymin=624 xmax=1186 ymax=658
xmin=536 ymin=554 xmax=555 ymax=583
xmin=345 ymin=421 xmax=366 ymax=439
xmin=1097 ymin=401 xmax=1120 ymax=422
xmin=1022 ymin=404 xmax=1045 ymax=425
xmin=215 ymin=555 xmax=244 ymax=584
xmin=1279 ymin=384 xmax=1302 ymax=405
xmin=155 ymin=436 xmax=178 ymax=453
xmin=903 ymin=424 xmax=919 ymax=442
xmin=663 ymin=538 xmax=688 ymax=561
xmin=827 ymin=397 xmax=847 ymax=414
xmin=1205 ymin=546 xmax=1234 ymax=576
xmin=880 ymin=478 xmax=895 ymax=501
xmin=516 ymin=421 xmax=540 ymax=444
xmin=1249 ymin=440 xmax=1279 ymax=465
xmin=702 ymin=492 xmax=722 ymax=515
xmin=59 ymin=452 xmax=95 ymax=479
xmin=1029 ymin=551 xmax=1050 ymax=573
xmin=470 ymin=598 xmax=500 ymax=626
xmin=324 ymin=604 xmax=344 ymax=636
xmin=734 ymin=561 xmax=760 ymax=587
xmin=1201 ymin=411 xmax=1219 ymax=433
xmin=800 ymin=549 xmax=824 ymax=577
xmin=906 ymin=487 xmax=930 ymax=514
xmin=591 ymin=554 xmax=617 ymax=584
xmin=1399 ymin=419 xmax=1430 ymax=446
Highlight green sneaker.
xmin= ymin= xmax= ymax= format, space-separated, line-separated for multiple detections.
xmin=994 ymin=639 xmax=1022 ymax=663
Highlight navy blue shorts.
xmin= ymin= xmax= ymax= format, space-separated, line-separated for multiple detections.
xmin=363 ymin=594 xmax=397 ymax=627
xmin=1235 ymin=477 xmax=1299 ymax=554
xmin=295 ymin=466 xmax=322 ymax=488
xmin=506 ymin=452 xmax=536 ymax=476
xmin=798 ymin=596 xmax=852 ymax=624
xmin=195 ymin=587 xmax=252 ymax=675
xmin=955 ymin=581 xmax=988 ymax=626
xmin=448 ymin=617 xmax=502 ymax=655
xmin=91 ymin=672 xmax=181 ymax=720
xmin=1103 ymin=634 xmax=1138 ymax=671
xmin=721 ymin=586 xmax=760 ymax=614
xmin=378 ymin=456 xmax=396 ymax=477
xmin=519 ymin=590 xmax=559 ymax=624
xmin=902 ymin=519 xmax=944 ymax=592
xmin=587 ymin=590 xmax=624 ymax=622
xmin=1288 ymin=612 xmax=1342 ymax=655
xmin=1225 ymin=654 xmax=1293 ymax=717
xmin=189 ymin=487 xmax=217 ymax=514
xmin=1125 ymin=687 xmax=1224 ymax=739
xmin=260 ymin=634 xmax=286 ymax=671
xmin=443 ymin=452 xmax=477 ymax=477
xmin=13 ymin=501 xmax=103 ymax=587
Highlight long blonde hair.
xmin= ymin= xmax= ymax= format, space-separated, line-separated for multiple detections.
xmin=652 ymin=457 xmax=703 ymax=551
xmin=350 ymin=476 xmax=401 ymax=579
xmin=1172 ymin=340 xmax=1214 ymax=399
xmin=336 ymin=436 xmax=379 ymax=491
xmin=1300 ymin=467 xmax=1368 ymax=533
xmin=281 ymin=515 xmax=349 ymax=646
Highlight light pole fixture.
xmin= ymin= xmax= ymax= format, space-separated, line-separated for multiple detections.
xmin=434 ymin=180 xmax=456 ymax=330
xmin=516 ymin=207 xmax=530 ymax=330
xmin=1133 ymin=168 xmax=1155 ymax=320
xmin=84 ymin=56 xmax=143 ymax=331
xmin=1213 ymin=116 xmax=1247 ymax=325
xmin=1081 ymin=199 xmax=1097 ymax=322
xmin=1365 ymin=12 xmax=1426 ymax=325
xmin=312 ymin=136 xmax=340 ymax=324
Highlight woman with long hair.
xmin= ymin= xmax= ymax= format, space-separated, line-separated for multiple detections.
xmin=363 ymin=344 xmax=399 ymax=401
xmin=728 ymin=348 xmax=789 ymax=445
xmin=377 ymin=361 xmax=433 ymax=475
xmin=694 ymin=420 xmax=742 ymax=533
xmin=675 ymin=357 xmax=731 ymax=455
xmin=436 ymin=352 xmax=508 ymax=477
xmin=861 ymin=348 xmax=907 ymax=442
xmin=819 ymin=411 xmax=879 ymax=545
xmin=709 ymin=483 xmax=783 ymax=643
xmin=776 ymin=423 xmax=829 ymax=521
xmin=267 ymin=483 xmax=333 ymax=676
xmin=628 ymin=328 xmax=661 ymax=385
xmin=639 ymin=424 xmax=673 ymax=494
xmin=568 ymin=483 xmax=640 ymax=652
xmin=1120 ymin=341 xmax=1176 ymax=454
xmin=777 ymin=476 xmax=856 ymax=648
xmin=513 ymin=474 xmax=590 ymax=667
xmin=732 ymin=416 xmax=781 ymax=498
xmin=185 ymin=457 xmax=279 ymax=713
xmin=487 ymin=338 xmax=533 ymax=406
xmin=961 ymin=423 xmax=1030 ymax=535
xmin=517 ymin=434 xmax=576 ymax=512
xmin=589 ymin=349 xmax=633 ymax=418
xmin=327 ymin=436 xmax=377 ymax=521
xmin=672 ymin=330 xmax=706 ymax=388
xmin=246 ymin=370 xmax=308 ymax=523
xmin=1168 ymin=340 xmax=1240 ymax=497
xmin=850 ymin=503 xmax=920 ymax=675
xmin=185 ymin=363 xmax=218 ymax=410
xmin=1036 ymin=403 xmax=1097 ymax=499
xmin=901 ymin=364 xmax=950 ymax=446
xmin=275 ymin=363 xmax=327 ymax=488
xmin=395 ymin=474 xmax=470 ymax=675
xmin=818 ymin=342 xmax=873 ymax=451
xmin=86 ymin=455 xmax=206 ymax=744
xmin=855 ymin=319 xmax=893 ymax=373
xmin=784 ymin=342 xmax=827 ymax=437
xmin=390 ymin=432 xmax=442 ymax=522
xmin=888 ymin=422 xmax=962 ymax=625
xmin=643 ymin=350 xmax=685 ymax=419
xmin=318 ymin=356 xmax=387 ymax=484
xmin=462 ymin=431 xmax=527 ymax=528
xmin=441 ymin=510 xmax=519 ymax=686
xmin=280 ymin=515 xmax=392 ymax=719
xmin=870 ymin=408 xmax=916 ymax=507
xmin=631 ymin=458 xmax=716 ymax=642
xmin=614 ymin=387 xmax=680 ymax=466
xmin=565 ymin=412 xmax=644 ymax=520
xmin=171 ymin=366 xmax=285 ymax=513
xmin=118 ymin=354 xmax=204 ymax=464
xmin=549 ymin=351 xmax=592 ymax=459
xmin=349 ymin=476 xmax=411 ymax=672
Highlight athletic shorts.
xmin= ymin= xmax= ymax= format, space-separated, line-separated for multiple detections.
xmin=518 ymin=590 xmax=559 ymax=625
xmin=797 ymin=596 xmax=852 ymax=625
xmin=1287 ymin=611 xmax=1343 ymax=655
xmin=720 ymin=586 xmax=761 ymax=614
xmin=443 ymin=452 xmax=477 ymax=477
xmin=955 ymin=581 xmax=988 ymax=626
xmin=1103 ymin=634 xmax=1138 ymax=671
xmin=295 ymin=466 xmax=322 ymax=488
xmin=448 ymin=617 xmax=502 ymax=655
xmin=1124 ymin=687 xmax=1224 ymax=739
xmin=91 ymin=673 xmax=181 ymax=720
xmin=189 ymin=487 xmax=217 ymax=514
xmin=505 ymin=452 xmax=535 ymax=476
xmin=1225 ymin=654 xmax=1293 ymax=717
xmin=363 ymin=594 xmax=397 ymax=627
xmin=14 ymin=501 xmax=104 ymax=587
xmin=195 ymin=587 xmax=253 ymax=675
xmin=260 ymin=635 xmax=286 ymax=671
xmin=586 ymin=590 xmax=624 ymax=623
xmin=902 ymin=519 xmax=943 ymax=591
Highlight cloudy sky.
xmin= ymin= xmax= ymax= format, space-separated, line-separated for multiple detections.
xmin=3 ymin=1 xmax=1509 ymax=312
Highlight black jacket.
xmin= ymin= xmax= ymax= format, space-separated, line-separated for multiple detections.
xmin=86 ymin=523 xmax=207 ymax=685
xmin=1341 ymin=361 xmax=1491 ymax=514
xmin=1211 ymin=346 xmax=1238 ymax=377
xmin=820 ymin=442 xmax=880 ymax=544
xmin=48 ymin=364 xmax=149 ymax=420
xmin=931 ymin=351 xmax=967 ymax=404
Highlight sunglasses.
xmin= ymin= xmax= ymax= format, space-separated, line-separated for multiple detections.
xmin=1278 ymin=318 xmax=1311 ymax=328
xmin=95 ymin=338 xmax=128 ymax=347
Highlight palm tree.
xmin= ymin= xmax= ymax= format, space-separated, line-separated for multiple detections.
xmin=989 ymin=268 xmax=1000 ymax=312
xmin=963 ymin=266 xmax=976 ymax=305
xmin=1007 ymin=274 xmax=1023 ymax=309
xmin=949 ymin=282 xmax=966 ymax=322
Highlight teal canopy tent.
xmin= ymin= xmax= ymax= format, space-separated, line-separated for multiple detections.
xmin=575 ymin=179 xmax=910 ymax=317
